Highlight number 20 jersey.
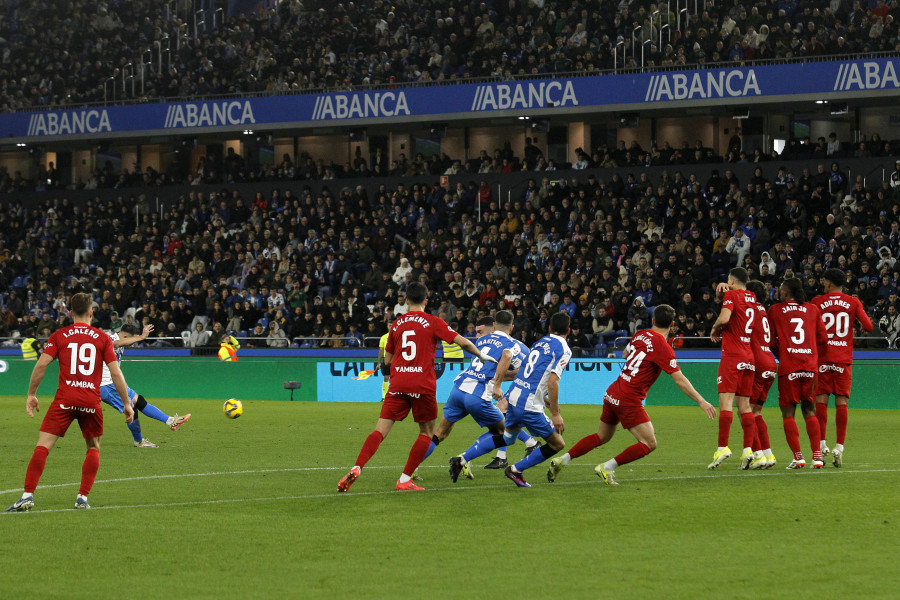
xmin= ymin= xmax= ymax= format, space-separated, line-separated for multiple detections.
xmin=606 ymin=329 xmax=680 ymax=404
xmin=507 ymin=334 xmax=571 ymax=413
xmin=811 ymin=292 xmax=873 ymax=364
xmin=453 ymin=331 xmax=524 ymax=401
xmin=43 ymin=324 xmax=117 ymax=408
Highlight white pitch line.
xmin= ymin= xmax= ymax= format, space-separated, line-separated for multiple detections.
xmin=3 ymin=467 xmax=898 ymax=515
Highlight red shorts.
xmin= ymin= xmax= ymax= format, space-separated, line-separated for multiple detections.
xmin=816 ymin=364 xmax=852 ymax=398
xmin=380 ymin=391 xmax=438 ymax=423
xmin=600 ymin=393 xmax=651 ymax=430
xmin=777 ymin=372 xmax=816 ymax=407
xmin=717 ymin=358 xmax=755 ymax=396
xmin=751 ymin=369 xmax=777 ymax=406
xmin=40 ymin=399 xmax=104 ymax=439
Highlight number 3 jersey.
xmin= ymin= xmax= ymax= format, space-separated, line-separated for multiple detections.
xmin=607 ymin=329 xmax=680 ymax=404
xmin=385 ymin=310 xmax=459 ymax=396
xmin=43 ymin=323 xmax=117 ymax=407
xmin=453 ymin=331 xmax=525 ymax=401
xmin=507 ymin=333 xmax=571 ymax=413
xmin=767 ymin=301 xmax=826 ymax=374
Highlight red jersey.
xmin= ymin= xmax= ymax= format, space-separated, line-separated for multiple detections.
xmin=43 ymin=323 xmax=117 ymax=408
xmin=720 ymin=289 xmax=756 ymax=360
xmin=607 ymin=329 xmax=679 ymax=404
xmin=385 ymin=311 xmax=458 ymax=395
xmin=767 ymin=302 xmax=826 ymax=374
xmin=811 ymin=292 xmax=873 ymax=364
xmin=750 ymin=302 xmax=777 ymax=373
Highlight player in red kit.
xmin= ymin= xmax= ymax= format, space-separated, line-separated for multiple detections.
xmin=337 ymin=282 xmax=497 ymax=492
xmin=746 ymin=280 xmax=778 ymax=469
xmin=767 ymin=278 xmax=828 ymax=469
xmin=708 ymin=267 xmax=758 ymax=470
xmin=811 ymin=268 xmax=873 ymax=467
xmin=546 ymin=304 xmax=716 ymax=485
xmin=6 ymin=292 xmax=133 ymax=512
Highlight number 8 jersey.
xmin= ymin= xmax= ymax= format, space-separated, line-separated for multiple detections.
xmin=507 ymin=333 xmax=571 ymax=412
xmin=607 ymin=329 xmax=680 ymax=404
xmin=43 ymin=323 xmax=117 ymax=408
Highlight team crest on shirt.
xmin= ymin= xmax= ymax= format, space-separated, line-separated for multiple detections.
xmin=669 ymin=359 xmax=677 ymax=369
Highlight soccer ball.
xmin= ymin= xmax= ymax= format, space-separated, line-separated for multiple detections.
xmin=223 ymin=398 xmax=243 ymax=419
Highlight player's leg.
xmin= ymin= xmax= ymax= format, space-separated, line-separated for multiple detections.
xmin=422 ymin=417 xmax=455 ymax=460
xmin=596 ymin=420 xmax=658 ymax=485
xmin=488 ymin=396 xmax=511 ymax=467
xmin=780 ymin=399 xmax=806 ymax=468
xmin=101 ymin=383 xmax=142 ymax=444
xmin=381 ymin=375 xmax=389 ymax=401
xmin=833 ymin=395 xmax=849 ymax=467
xmin=338 ymin=407 xmax=398 ymax=493
xmin=76 ymin=436 xmax=102 ymax=509
xmin=711 ymin=371 xmax=736 ymax=467
xmin=735 ymin=393 xmax=758 ymax=470
xmin=548 ymin=403 xmax=618 ymax=482
xmin=749 ymin=403 xmax=771 ymax=469
xmin=425 ymin=387 xmax=471 ymax=461
xmin=133 ymin=392 xmax=189 ymax=430
xmin=8 ymin=430 xmax=61 ymax=512
xmin=800 ymin=396 xmax=823 ymax=468
xmin=815 ymin=392 xmax=830 ymax=455
xmin=505 ymin=411 xmax=561 ymax=487
xmin=397 ymin=397 xmax=439 ymax=490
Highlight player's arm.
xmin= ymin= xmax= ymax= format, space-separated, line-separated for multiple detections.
xmin=856 ymin=300 xmax=874 ymax=332
xmin=709 ymin=307 xmax=732 ymax=342
xmin=670 ymin=370 xmax=717 ymax=419
xmin=25 ymin=353 xmax=54 ymax=417
xmin=113 ymin=324 xmax=154 ymax=347
xmin=546 ymin=372 xmax=564 ymax=433
xmin=383 ymin=349 xmax=393 ymax=367
xmin=490 ymin=349 xmax=514 ymax=401
xmin=454 ymin=334 xmax=498 ymax=363
xmin=107 ymin=360 xmax=134 ymax=423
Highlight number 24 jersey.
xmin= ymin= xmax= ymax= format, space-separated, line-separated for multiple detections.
xmin=606 ymin=329 xmax=680 ymax=404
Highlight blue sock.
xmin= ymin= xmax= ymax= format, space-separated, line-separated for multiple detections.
xmin=517 ymin=430 xmax=531 ymax=443
xmin=462 ymin=434 xmax=505 ymax=462
xmin=126 ymin=414 xmax=143 ymax=443
xmin=424 ymin=441 xmax=437 ymax=460
xmin=514 ymin=444 xmax=557 ymax=473
xmin=140 ymin=402 xmax=170 ymax=425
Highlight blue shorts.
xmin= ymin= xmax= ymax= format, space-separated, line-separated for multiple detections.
xmin=504 ymin=401 xmax=555 ymax=439
xmin=100 ymin=384 xmax=137 ymax=413
xmin=442 ymin=387 xmax=504 ymax=428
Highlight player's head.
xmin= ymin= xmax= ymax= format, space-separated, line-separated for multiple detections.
xmin=120 ymin=322 xmax=141 ymax=335
xmin=780 ymin=277 xmax=806 ymax=303
xmin=652 ymin=304 xmax=676 ymax=329
xmin=549 ymin=312 xmax=570 ymax=336
xmin=475 ymin=315 xmax=495 ymax=337
xmin=405 ymin=282 xmax=428 ymax=307
xmin=493 ymin=310 xmax=513 ymax=333
xmin=69 ymin=292 xmax=92 ymax=318
xmin=823 ymin=268 xmax=846 ymax=291
xmin=728 ymin=267 xmax=748 ymax=287
xmin=746 ymin=280 xmax=766 ymax=303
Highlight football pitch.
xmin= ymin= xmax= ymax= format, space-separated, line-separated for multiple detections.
xmin=1 ymin=396 xmax=898 ymax=599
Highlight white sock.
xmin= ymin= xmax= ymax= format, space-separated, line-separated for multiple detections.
xmin=524 ymin=438 xmax=537 ymax=448
xmin=717 ymin=446 xmax=728 ymax=452
xmin=763 ymin=449 xmax=773 ymax=457
xmin=166 ymin=416 xmax=175 ymax=427
xmin=398 ymin=474 xmax=411 ymax=483
xmin=21 ymin=492 xmax=31 ymax=500
xmin=496 ymin=449 xmax=507 ymax=459
xmin=76 ymin=494 xmax=88 ymax=501
xmin=561 ymin=453 xmax=572 ymax=465
xmin=603 ymin=458 xmax=618 ymax=471
xmin=835 ymin=443 xmax=844 ymax=452
xmin=820 ymin=440 xmax=828 ymax=449
xmin=743 ymin=446 xmax=753 ymax=455
xmin=753 ymin=450 xmax=763 ymax=459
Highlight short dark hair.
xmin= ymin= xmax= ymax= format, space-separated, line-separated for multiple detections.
xmin=729 ymin=267 xmax=748 ymax=284
xmin=781 ymin=277 xmax=806 ymax=303
xmin=746 ymin=280 xmax=767 ymax=303
xmin=70 ymin=292 xmax=92 ymax=317
xmin=653 ymin=304 xmax=676 ymax=328
xmin=549 ymin=312 xmax=570 ymax=335
xmin=494 ymin=310 xmax=513 ymax=327
xmin=823 ymin=268 xmax=846 ymax=289
xmin=476 ymin=316 xmax=495 ymax=327
xmin=406 ymin=282 xmax=428 ymax=304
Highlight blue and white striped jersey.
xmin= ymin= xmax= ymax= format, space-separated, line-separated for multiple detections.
xmin=453 ymin=331 xmax=523 ymax=402
xmin=507 ymin=334 xmax=571 ymax=412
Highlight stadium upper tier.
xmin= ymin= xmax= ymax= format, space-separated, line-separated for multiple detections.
xmin=1 ymin=0 xmax=898 ymax=111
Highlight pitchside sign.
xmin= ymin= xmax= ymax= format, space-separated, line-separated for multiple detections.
xmin=2 ymin=59 xmax=897 ymax=141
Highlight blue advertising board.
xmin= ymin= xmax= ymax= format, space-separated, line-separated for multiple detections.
xmin=1 ymin=58 xmax=897 ymax=142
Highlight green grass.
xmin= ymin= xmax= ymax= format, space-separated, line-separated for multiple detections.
xmin=1 ymin=395 xmax=898 ymax=599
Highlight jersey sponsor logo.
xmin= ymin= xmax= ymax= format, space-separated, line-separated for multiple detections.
xmin=28 ymin=109 xmax=112 ymax=136
xmin=819 ymin=364 xmax=845 ymax=374
xmin=164 ymin=101 xmax=256 ymax=128
xmin=833 ymin=61 xmax=899 ymax=91
xmin=787 ymin=371 xmax=815 ymax=381
xmin=736 ymin=362 xmax=756 ymax=371
xmin=740 ymin=336 xmax=751 ymax=343
xmin=787 ymin=347 xmax=812 ymax=354
xmin=65 ymin=380 xmax=97 ymax=390
xmin=394 ymin=366 xmax=423 ymax=373
xmin=827 ymin=339 xmax=848 ymax=347
xmin=761 ymin=370 xmax=776 ymax=379
xmin=471 ymin=81 xmax=578 ymax=111
xmin=59 ymin=404 xmax=96 ymax=413
xmin=645 ymin=69 xmax=761 ymax=101
xmin=604 ymin=393 xmax=621 ymax=406
xmin=312 ymin=91 xmax=409 ymax=120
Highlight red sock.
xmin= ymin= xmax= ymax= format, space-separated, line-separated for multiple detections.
xmin=79 ymin=448 xmax=100 ymax=497
xmin=783 ymin=417 xmax=802 ymax=455
xmin=718 ymin=410 xmax=733 ymax=447
xmin=354 ymin=430 xmax=384 ymax=468
xmin=403 ymin=434 xmax=432 ymax=477
xmin=24 ymin=445 xmax=50 ymax=494
xmin=755 ymin=415 xmax=770 ymax=450
xmin=614 ymin=442 xmax=652 ymax=467
xmin=835 ymin=405 xmax=848 ymax=445
xmin=569 ymin=433 xmax=603 ymax=459
xmin=804 ymin=415 xmax=821 ymax=455
xmin=816 ymin=402 xmax=828 ymax=438
xmin=740 ymin=412 xmax=757 ymax=449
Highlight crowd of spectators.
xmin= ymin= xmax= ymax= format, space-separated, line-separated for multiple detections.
xmin=1 ymin=0 xmax=899 ymax=111
xmin=2 ymin=149 xmax=900 ymax=355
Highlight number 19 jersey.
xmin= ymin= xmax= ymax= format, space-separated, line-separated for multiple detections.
xmin=43 ymin=324 xmax=117 ymax=408
xmin=607 ymin=329 xmax=679 ymax=404
xmin=507 ymin=334 xmax=571 ymax=413
xmin=385 ymin=310 xmax=459 ymax=396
